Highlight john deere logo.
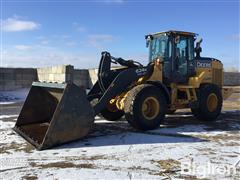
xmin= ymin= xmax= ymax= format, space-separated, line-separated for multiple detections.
xmin=197 ymin=62 xmax=211 ymax=68
xmin=136 ymin=68 xmax=147 ymax=76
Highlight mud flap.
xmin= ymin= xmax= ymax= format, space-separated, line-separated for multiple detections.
xmin=13 ymin=82 xmax=95 ymax=150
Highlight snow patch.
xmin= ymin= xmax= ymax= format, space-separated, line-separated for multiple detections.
xmin=0 ymin=115 xmax=18 ymax=119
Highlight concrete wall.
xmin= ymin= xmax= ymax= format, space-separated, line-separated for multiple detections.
xmin=37 ymin=65 xmax=74 ymax=83
xmin=73 ymin=69 xmax=89 ymax=88
xmin=84 ymin=69 xmax=240 ymax=88
xmin=72 ymin=69 xmax=98 ymax=89
xmin=0 ymin=65 xmax=74 ymax=91
xmin=224 ymin=72 xmax=240 ymax=86
xmin=88 ymin=69 xmax=98 ymax=88
xmin=1 ymin=65 xmax=239 ymax=91
xmin=0 ymin=67 xmax=37 ymax=91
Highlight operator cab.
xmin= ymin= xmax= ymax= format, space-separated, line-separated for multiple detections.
xmin=146 ymin=30 xmax=197 ymax=84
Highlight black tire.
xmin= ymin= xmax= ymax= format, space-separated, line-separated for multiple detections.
xmin=101 ymin=108 xmax=124 ymax=121
xmin=124 ymin=84 xmax=167 ymax=130
xmin=166 ymin=109 xmax=176 ymax=114
xmin=91 ymin=98 xmax=124 ymax=121
xmin=191 ymin=84 xmax=222 ymax=121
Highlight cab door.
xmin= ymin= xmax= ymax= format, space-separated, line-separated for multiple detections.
xmin=172 ymin=35 xmax=191 ymax=83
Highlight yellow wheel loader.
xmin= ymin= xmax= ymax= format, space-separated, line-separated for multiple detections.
xmin=13 ymin=30 xmax=233 ymax=150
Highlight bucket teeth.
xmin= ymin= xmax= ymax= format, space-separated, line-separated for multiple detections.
xmin=13 ymin=82 xmax=95 ymax=150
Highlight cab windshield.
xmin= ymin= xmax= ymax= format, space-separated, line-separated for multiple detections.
xmin=149 ymin=35 xmax=169 ymax=61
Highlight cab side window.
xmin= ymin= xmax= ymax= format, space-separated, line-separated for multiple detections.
xmin=175 ymin=36 xmax=188 ymax=75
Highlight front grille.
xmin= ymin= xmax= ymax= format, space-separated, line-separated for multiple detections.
xmin=212 ymin=68 xmax=223 ymax=86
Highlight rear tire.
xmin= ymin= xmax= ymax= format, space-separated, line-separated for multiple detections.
xmin=124 ymin=84 xmax=167 ymax=130
xmin=191 ymin=84 xmax=222 ymax=121
xmin=101 ymin=108 xmax=124 ymax=121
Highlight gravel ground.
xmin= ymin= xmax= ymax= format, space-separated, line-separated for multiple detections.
xmin=0 ymin=87 xmax=239 ymax=180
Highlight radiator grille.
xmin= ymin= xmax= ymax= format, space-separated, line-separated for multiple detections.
xmin=212 ymin=68 xmax=223 ymax=86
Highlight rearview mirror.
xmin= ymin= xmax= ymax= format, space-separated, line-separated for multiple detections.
xmin=146 ymin=37 xmax=151 ymax=47
xmin=145 ymin=35 xmax=153 ymax=47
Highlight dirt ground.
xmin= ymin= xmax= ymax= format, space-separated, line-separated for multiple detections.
xmin=0 ymin=87 xmax=239 ymax=179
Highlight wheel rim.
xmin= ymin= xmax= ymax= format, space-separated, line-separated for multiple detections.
xmin=207 ymin=93 xmax=218 ymax=112
xmin=141 ymin=96 xmax=160 ymax=120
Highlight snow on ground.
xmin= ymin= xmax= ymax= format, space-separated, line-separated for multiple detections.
xmin=0 ymin=89 xmax=240 ymax=179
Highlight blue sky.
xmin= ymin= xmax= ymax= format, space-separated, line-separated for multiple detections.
xmin=1 ymin=0 xmax=239 ymax=69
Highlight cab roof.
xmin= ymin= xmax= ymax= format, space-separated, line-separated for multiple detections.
xmin=147 ymin=30 xmax=197 ymax=37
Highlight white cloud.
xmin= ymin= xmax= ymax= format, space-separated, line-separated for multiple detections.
xmin=2 ymin=45 xmax=100 ymax=68
xmin=88 ymin=34 xmax=117 ymax=49
xmin=41 ymin=40 xmax=49 ymax=45
xmin=36 ymin=36 xmax=46 ymax=40
xmin=51 ymin=34 xmax=70 ymax=39
xmin=66 ymin=41 xmax=77 ymax=46
xmin=72 ymin=22 xmax=78 ymax=26
xmin=76 ymin=26 xmax=87 ymax=32
xmin=101 ymin=0 xmax=124 ymax=3
xmin=230 ymin=34 xmax=240 ymax=40
xmin=1 ymin=16 xmax=40 ymax=32
xmin=14 ymin=45 xmax=32 ymax=50
xmin=72 ymin=22 xmax=87 ymax=32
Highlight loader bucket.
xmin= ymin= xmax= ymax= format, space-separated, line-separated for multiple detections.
xmin=13 ymin=82 xmax=95 ymax=150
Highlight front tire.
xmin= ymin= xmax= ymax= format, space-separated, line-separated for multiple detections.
xmin=124 ymin=84 xmax=167 ymax=130
xmin=101 ymin=108 xmax=124 ymax=121
xmin=166 ymin=109 xmax=176 ymax=114
xmin=191 ymin=84 xmax=222 ymax=121
xmin=91 ymin=98 xmax=124 ymax=121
